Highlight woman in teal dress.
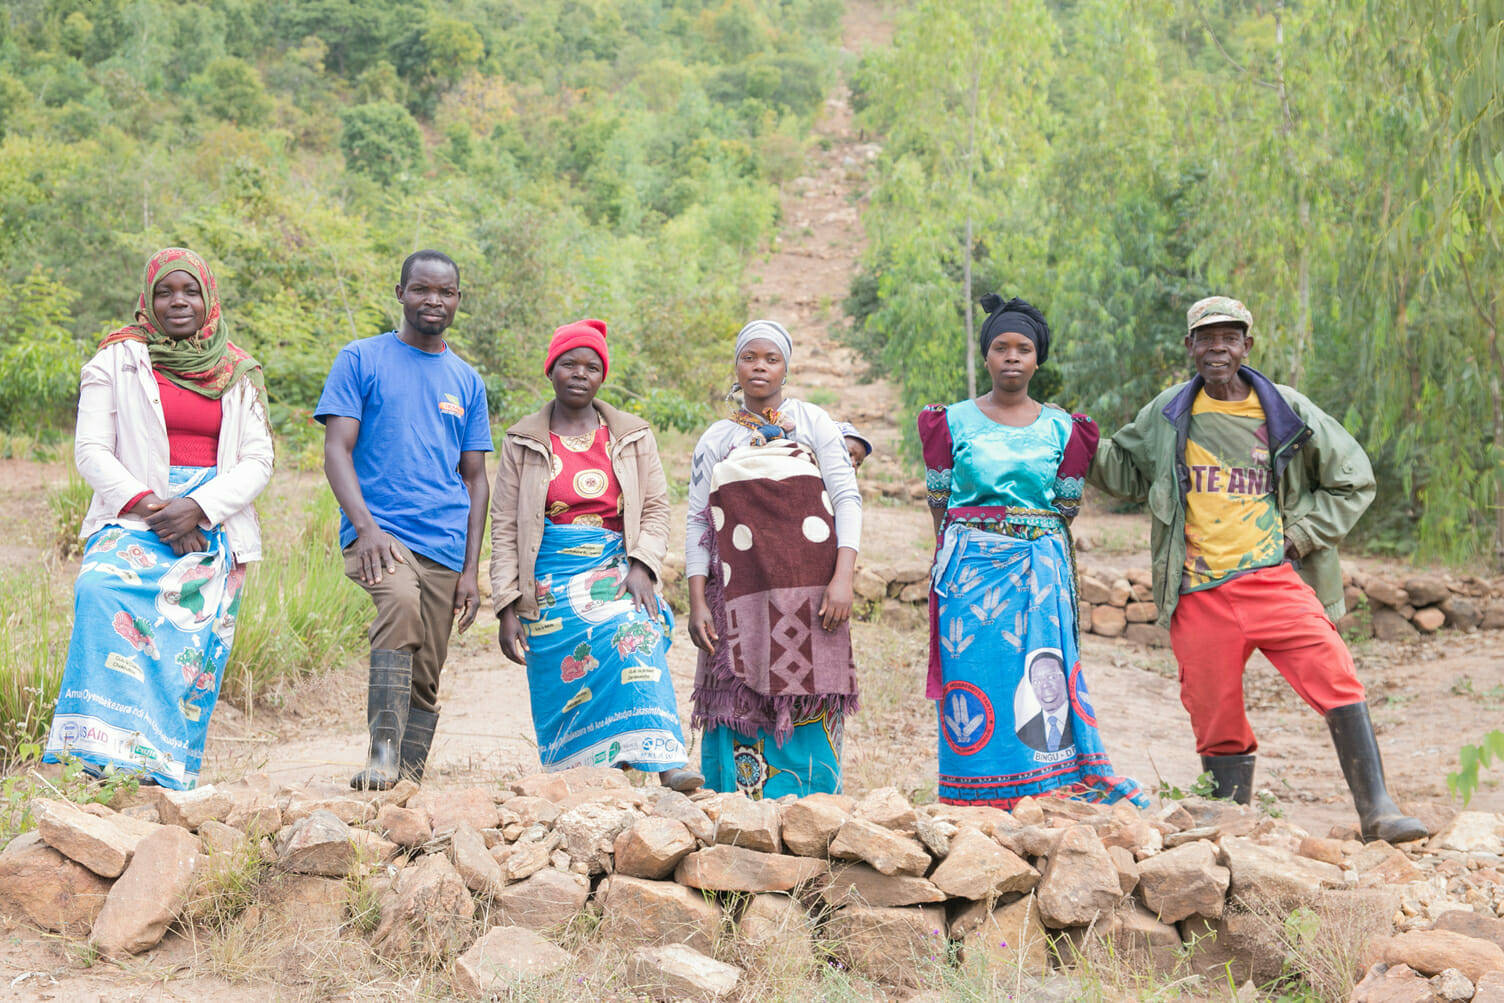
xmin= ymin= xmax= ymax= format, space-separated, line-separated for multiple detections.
xmin=918 ymin=295 xmax=1145 ymax=809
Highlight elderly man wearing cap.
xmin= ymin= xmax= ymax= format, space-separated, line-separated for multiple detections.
xmin=317 ymin=250 xmax=493 ymax=790
xmin=1089 ymin=296 xmax=1426 ymax=843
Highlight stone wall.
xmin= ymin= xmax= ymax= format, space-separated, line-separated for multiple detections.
xmin=666 ymin=550 xmax=1504 ymax=649
xmin=2 ymin=768 xmax=1502 ymax=998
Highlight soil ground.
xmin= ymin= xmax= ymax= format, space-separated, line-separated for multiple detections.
xmin=2 ymin=2 xmax=1502 ymax=997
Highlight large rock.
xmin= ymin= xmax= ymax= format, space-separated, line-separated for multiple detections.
xmin=0 ymin=830 xmax=111 ymax=934
xmin=1136 ymin=840 xmax=1230 ymax=922
xmin=88 ymin=825 xmax=199 ymax=957
xmin=928 ymin=803 xmax=1019 ymax=838
xmin=1350 ymin=963 xmax=1446 ymax=1003
xmin=1475 ymin=972 xmax=1504 ymax=1003
xmin=1373 ymin=609 xmax=1420 ymax=641
xmin=825 ymin=904 xmax=947 ymax=987
xmin=780 ymin=793 xmax=851 ymax=857
xmin=1367 ymin=930 xmax=1504 ymax=984
xmin=614 ymin=816 xmax=696 ymax=880
xmin=34 ymin=798 xmax=153 ymax=878
xmin=492 ymin=867 xmax=589 ymax=931
xmin=152 ymin=784 xmax=236 ymax=830
xmin=275 ymin=809 xmax=356 ymax=878
xmin=1109 ymin=902 xmax=1182 ymax=971
xmin=376 ymin=803 xmax=432 ymax=848
xmin=1180 ymin=911 xmax=1290 ymax=985
xmin=598 ymin=875 xmax=722 ymax=953
xmin=1091 ymin=605 xmax=1127 ymax=637
xmin=1430 ymin=811 xmax=1504 ymax=854
xmin=954 ymin=894 xmax=1050 ymax=977
xmin=281 ymin=794 xmax=376 ymax=827
xmin=929 ymin=828 xmax=1038 ymax=900
xmin=1365 ymin=577 xmax=1409 ymax=608
xmin=1431 ymin=910 xmax=1504 ymax=951
xmin=493 ymin=838 xmax=553 ymax=882
xmin=1440 ymin=596 xmax=1484 ymax=631
xmin=627 ymin=944 xmax=741 ymax=1001
xmin=1403 ymin=576 xmax=1450 ymax=606
xmin=452 ymin=925 xmax=572 ymax=997
xmin=1352 ymin=840 xmax=1424 ymax=886
xmin=224 ymin=791 xmax=281 ymax=836
xmin=1036 ymin=825 xmax=1122 ymax=928
xmin=450 ymin=824 xmax=503 ymax=895
xmin=855 ymin=787 xmax=918 ymax=835
xmin=410 ymin=787 xmax=501 ymax=835
xmin=828 ymin=818 xmax=930 ymax=876
xmin=1219 ymin=835 xmax=1347 ymax=909
xmin=554 ymin=801 xmax=637 ymax=875
xmin=644 ymin=788 xmax=713 ymax=844
xmin=713 ymin=796 xmax=781 ymax=853
xmin=820 ymin=863 xmax=946 ymax=908
xmin=675 ymin=845 xmax=827 ymax=893
xmin=370 ymin=851 xmax=476 ymax=963
xmin=511 ymin=766 xmax=630 ymax=801
xmin=738 ymin=893 xmax=816 ymax=977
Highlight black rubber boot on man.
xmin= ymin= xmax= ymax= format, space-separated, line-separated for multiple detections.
xmin=350 ymin=649 xmax=412 ymax=791
xmin=1326 ymin=701 xmax=1428 ymax=844
xmin=1199 ymin=753 xmax=1255 ymax=805
xmin=400 ymin=707 xmax=439 ymax=784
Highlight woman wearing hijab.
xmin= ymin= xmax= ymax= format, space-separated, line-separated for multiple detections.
xmin=686 ymin=320 xmax=861 ymax=798
xmin=44 ymin=248 xmax=273 ymax=789
xmin=918 ymin=295 xmax=1145 ymax=809
xmin=491 ymin=320 xmax=702 ymax=790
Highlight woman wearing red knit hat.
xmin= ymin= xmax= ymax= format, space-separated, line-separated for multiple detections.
xmin=489 ymin=319 xmax=702 ymax=791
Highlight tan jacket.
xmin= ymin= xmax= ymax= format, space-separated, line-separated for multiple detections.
xmin=489 ymin=399 xmax=670 ymax=618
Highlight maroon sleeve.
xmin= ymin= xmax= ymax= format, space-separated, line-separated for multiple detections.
xmin=119 ymin=490 xmax=151 ymax=517
xmin=917 ymin=405 xmax=953 ymax=510
xmin=1059 ymin=413 xmax=1099 ymax=481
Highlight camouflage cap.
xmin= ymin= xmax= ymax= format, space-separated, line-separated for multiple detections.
xmin=1187 ymin=295 xmax=1253 ymax=334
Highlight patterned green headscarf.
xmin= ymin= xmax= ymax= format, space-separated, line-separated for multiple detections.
xmin=99 ymin=248 xmax=265 ymax=406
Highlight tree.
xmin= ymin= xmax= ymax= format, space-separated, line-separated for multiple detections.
xmin=339 ymin=101 xmax=424 ymax=186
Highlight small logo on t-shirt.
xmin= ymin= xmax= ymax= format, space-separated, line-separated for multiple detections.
xmin=438 ymin=393 xmax=464 ymax=418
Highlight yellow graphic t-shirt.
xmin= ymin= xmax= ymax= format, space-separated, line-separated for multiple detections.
xmin=1181 ymin=390 xmax=1283 ymax=592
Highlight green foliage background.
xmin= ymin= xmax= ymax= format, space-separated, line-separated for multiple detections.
xmin=0 ymin=0 xmax=844 ymax=439
xmin=846 ymin=0 xmax=1504 ymax=566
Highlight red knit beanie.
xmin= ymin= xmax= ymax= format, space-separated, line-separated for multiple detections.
xmin=544 ymin=319 xmax=609 ymax=378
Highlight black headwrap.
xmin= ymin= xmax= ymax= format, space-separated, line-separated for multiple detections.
xmin=978 ymin=293 xmax=1051 ymax=365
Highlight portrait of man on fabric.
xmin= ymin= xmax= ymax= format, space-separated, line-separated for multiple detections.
xmin=1014 ymin=649 xmax=1075 ymax=755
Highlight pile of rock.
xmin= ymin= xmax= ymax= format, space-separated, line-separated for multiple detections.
xmin=1 ymin=769 xmax=1501 ymax=999
xmin=1342 ymin=570 xmax=1504 ymax=642
xmin=669 ymin=553 xmax=1504 ymax=649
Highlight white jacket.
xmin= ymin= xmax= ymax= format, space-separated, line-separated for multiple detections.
xmin=75 ymin=340 xmax=274 ymax=563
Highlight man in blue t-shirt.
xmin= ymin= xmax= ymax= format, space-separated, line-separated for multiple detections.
xmin=316 ymin=249 xmax=493 ymax=790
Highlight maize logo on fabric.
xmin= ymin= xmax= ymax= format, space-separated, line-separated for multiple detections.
xmin=562 ymin=688 xmax=592 ymax=713
xmin=621 ymin=665 xmax=661 ymax=684
xmin=438 ymin=393 xmax=464 ymax=417
xmin=104 ymin=652 xmax=145 ymax=682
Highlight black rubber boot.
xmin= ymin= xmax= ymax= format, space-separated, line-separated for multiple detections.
xmin=1326 ymin=701 xmax=1429 ymax=844
xmin=1200 ymin=753 xmax=1256 ymax=805
xmin=400 ymin=707 xmax=439 ymax=784
xmin=658 ymin=767 xmax=705 ymax=793
xmin=350 ymin=649 xmax=412 ymax=791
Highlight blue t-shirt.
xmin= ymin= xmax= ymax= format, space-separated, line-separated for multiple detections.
xmin=315 ymin=332 xmax=494 ymax=571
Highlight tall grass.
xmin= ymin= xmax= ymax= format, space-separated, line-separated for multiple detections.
xmin=47 ymin=470 xmax=91 ymax=557
xmin=0 ymin=570 xmax=70 ymax=758
xmin=224 ymin=483 xmax=369 ymax=708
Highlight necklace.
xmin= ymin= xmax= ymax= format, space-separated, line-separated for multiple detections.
xmin=555 ymin=415 xmax=603 ymax=452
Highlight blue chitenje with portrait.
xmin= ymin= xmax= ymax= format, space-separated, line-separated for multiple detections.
xmin=920 ymin=387 xmax=1147 ymax=809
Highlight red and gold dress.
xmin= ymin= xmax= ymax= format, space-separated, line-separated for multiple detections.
xmin=546 ymin=426 xmax=624 ymax=532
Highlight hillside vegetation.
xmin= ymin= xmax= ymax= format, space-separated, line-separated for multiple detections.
xmin=847 ymin=0 xmax=1503 ymax=566
xmin=0 ymin=0 xmax=844 ymax=441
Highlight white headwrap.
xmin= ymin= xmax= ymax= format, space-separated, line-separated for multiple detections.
xmin=733 ymin=319 xmax=793 ymax=367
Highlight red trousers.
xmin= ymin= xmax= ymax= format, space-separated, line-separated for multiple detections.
xmin=1169 ymin=562 xmax=1365 ymax=756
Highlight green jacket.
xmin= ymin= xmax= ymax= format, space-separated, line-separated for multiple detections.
xmin=1087 ymin=366 xmax=1374 ymax=628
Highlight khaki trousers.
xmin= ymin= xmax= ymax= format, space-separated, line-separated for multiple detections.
xmin=343 ymin=538 xmax=458 ymax=713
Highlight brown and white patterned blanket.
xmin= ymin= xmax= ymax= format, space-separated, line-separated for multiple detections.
xmin=691 ymin=439 xmax=859 ymax=745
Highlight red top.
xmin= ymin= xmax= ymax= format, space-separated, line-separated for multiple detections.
xmin=546 ymin=427 xmax=623 ymax=533
xmin=118 ymin=372 xmax=224 ymax=516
